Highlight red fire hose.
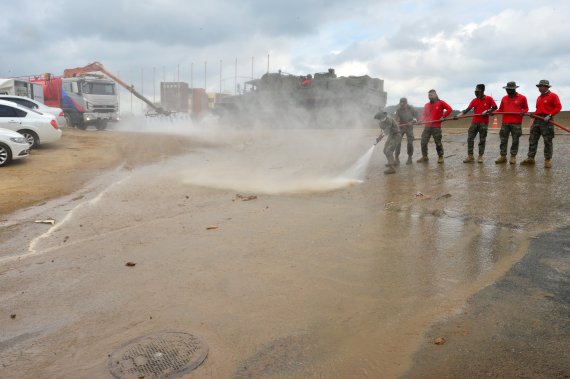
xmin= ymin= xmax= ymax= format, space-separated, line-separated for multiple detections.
xmin=491 ymin=112 xmax=570 ymax=133
xmin=400 ymin=112 xmax=569 ymax=133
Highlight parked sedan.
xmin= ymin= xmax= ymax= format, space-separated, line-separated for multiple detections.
xmin=0 ymin=127 xmax=29 ymax=166
xmin=0 ymin=100 xmax=62 ymax=148
xmin=0 ymin=95 xmax=67 ymax=128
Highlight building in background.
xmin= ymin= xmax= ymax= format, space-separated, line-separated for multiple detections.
xmin=160 ymin=82 xmax=189 ymax=113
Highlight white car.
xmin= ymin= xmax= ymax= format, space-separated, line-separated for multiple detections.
xmin=0 ymin=95 xmax=67 ymax=128
xmin=0 ymin=100 xmax=62 ymax=148
xmin=0 ymin=127 xmax=29 ymax=166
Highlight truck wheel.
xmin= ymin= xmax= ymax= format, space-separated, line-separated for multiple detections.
xmin=76 ymin=121 xmax=87 ymax=130
xmin=18 ymin=130 xmax=39 ymax=148
xmin=64 ymin=114 xmax=73 ymax=128
xmin=95 ymin=120 xmax=108 ymax=131
xmin=0 ymin=143 xmax=12 ymax=166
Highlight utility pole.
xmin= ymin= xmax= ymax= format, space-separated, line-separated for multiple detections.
xmin=141 ymin=68 xmax=144 ymax=114
xmin=190 ymin=62 xmax=194 ymax=89
xmin=153 ymin=67 xmax=156 ymax=103
xmin=204 ymin=61 xmax=207 ymax=91
xmin=219 ymin=59 xmax=222 ymax=94
xmin=251 ymin=56 xmax=254 ymax=80
xmin=267 ymin=54 xmax=270 ymax=73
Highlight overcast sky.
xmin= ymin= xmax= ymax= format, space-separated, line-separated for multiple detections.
xmin=2 ymin=0 xmax=569 ymax=112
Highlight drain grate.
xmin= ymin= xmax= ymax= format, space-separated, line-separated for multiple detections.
xmin=109 ymin=332 xmax=208 ymax=379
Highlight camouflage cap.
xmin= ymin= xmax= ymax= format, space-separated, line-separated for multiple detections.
xmin=374 ymin=110 xmax=388 ymax=120
xmin=536 ymin=79 xmax=551 ymax=87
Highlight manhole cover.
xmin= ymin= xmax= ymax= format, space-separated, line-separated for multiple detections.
xmin=109 ymin=332 xmax=208 ymax=379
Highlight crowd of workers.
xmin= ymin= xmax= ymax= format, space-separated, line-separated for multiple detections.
xmin=375 ymin=80 xmax=563 ymax=175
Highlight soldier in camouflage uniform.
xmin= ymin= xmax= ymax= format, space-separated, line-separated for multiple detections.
xmin=521 ymin=80 xmax=562 ymax=168
xmin=454 ymin=84 xmax=497 ymax=163
xmin=417 ymin=90 xmax=453 ymax=163
xmin=394 ymin=97 xmax=418 ymax=165
xmin=375 ymin=111 xmax=402 ymax=174
xmin=495 ymin=81 xmax=528 ymax=164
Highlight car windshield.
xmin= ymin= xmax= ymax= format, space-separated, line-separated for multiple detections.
xmin=81 ymin=82 xmax=116 ymax=95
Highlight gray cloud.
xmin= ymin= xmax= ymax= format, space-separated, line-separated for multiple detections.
xmin=1 ymin=0 xmax=569 ymax=111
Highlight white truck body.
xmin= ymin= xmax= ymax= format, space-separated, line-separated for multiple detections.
xmin=0 ymin=79 xmax=44 ymax=102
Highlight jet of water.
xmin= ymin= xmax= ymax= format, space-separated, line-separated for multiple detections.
xmin=338 ymin=145 xmax=376 ymax=181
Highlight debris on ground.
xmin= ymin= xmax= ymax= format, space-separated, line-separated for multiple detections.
xmin=236 ymin=194 xmax=258 ymax=201
xmin=206 ymin=225 xmax=219 ymax=230
xmin=415 ymin=192 xmax=432 ymax=200
xmin=434 ymin=337 xmax=446 ymax=345
xmin=436 ymin=193 xmax=452 ymax=200
xmin=34 ymin=219 xmax=55 ymax=225
xmin=125 ymin=262 xmax=136 ymax=267
xmin=10 ymin=314 xmax=16 ymax=319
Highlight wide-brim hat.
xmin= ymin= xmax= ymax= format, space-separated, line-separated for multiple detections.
xmin=536 ymin=79 xmax=551 ymax=87
xmin=503 ymin=81 xmax=519 ymax=89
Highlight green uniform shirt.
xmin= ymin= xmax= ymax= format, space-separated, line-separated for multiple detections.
xmin=379 ymin=117 xmax=400 ymax=136
xmin=395 ymin=105 xmax=418 ymax=123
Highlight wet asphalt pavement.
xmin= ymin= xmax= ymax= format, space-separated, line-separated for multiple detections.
xmin=0 ymin=127 xmax=569 ymax=378
xmin=403 ymin=226 xmax=570 ymax=379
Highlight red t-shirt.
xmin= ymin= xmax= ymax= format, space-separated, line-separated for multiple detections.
xmin=421 ymin=100 xmax=453 ymax=128
xmin=497 ymin=93 xmax=529 ymax=124
xmin=535 ymin=91 xmax=562 ymax=116
xmin=467 ymin=95 xmax=497 ymax=124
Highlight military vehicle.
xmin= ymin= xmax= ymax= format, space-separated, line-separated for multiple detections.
xmin=214 ymin=68 xmax=387 ymax=128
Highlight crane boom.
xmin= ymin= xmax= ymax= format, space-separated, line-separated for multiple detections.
xmin=63 ymin=61 xmax=172 ymax=116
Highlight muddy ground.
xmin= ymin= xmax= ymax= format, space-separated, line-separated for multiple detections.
xmin=1 ymin=118 xmax=569 ymax=378
xmin=0 ymin=128 xmax=193 ymax=216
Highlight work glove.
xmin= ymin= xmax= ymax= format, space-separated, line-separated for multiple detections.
xmin=412 ymin=118 xmax=418 ymax=124
xmin=440 ymin=116 xmax=446 ymax=122
xmin=482 ymin=109 xmax=490 ymax=116
xmin=544 ymin=115 xmax=552 ymax=122
xmin=376 ymin=134 xmax=383 ymax=144
xmin=521 ymin=112 xmax=528 ymax=117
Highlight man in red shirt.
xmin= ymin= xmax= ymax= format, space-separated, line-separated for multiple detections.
xmin=521 ymin=80 xmax=562 ymax=168
xmin=495 ymin=81 xmax=529 ymax=164
xmin=455 ymin=84 xmax=497 ymax=163
xmin=417 ymin=89 xmax=453 ymax=163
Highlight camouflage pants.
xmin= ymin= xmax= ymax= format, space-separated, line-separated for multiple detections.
xmin=420 ymin=127 xmax=443 ymax=157
xmin=499 ymin=123 xmax=523 ymax=156
xmin=467 ymin=122 xmax=488 ymax=155
xmin=528 ymin=118 xmax=555 ymax=159
xmin=383 ymin=133 xmax=402 ymax=164
xmin=395 ymin=125 xmax=414 ymax=158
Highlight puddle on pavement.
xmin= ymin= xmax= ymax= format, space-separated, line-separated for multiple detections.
xmin=2 ymin=131 xmax=570 ymax=378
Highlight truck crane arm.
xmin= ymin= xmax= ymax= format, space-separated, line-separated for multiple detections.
xmin=63 ymin=61 xmax=172 ymax=116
